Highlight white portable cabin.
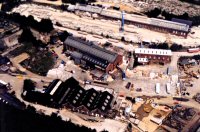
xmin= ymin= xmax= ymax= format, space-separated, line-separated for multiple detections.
xmin=155 ymin=83 xmax=160 ymax=94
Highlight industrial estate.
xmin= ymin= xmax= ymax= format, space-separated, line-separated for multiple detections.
xmin=0 ymin=0 xmax=200 ymax=132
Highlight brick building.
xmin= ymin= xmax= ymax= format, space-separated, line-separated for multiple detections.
xmin=64 ymin=36 xmax=123 ymax=73
xmin=134 ymin=48 xmax=172 ymax=64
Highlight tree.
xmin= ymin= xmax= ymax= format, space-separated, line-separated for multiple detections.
xmin=18 ymin=28 xmax=35 ymax=43
xmin=39 ymin=19 xmax=54 ymax=33
xmin=170 ymin=44 xmax=183 ymax=51
xmin=145 ymin=8 xmax=161 ymax=18
xmin=8 ymin=13 xmax=54 ymax=33
xmin=58 ymin=31 xmax=70 ymax=42
xmin=157 ymin=43 xmax=169 ymax=49
xmin=1 ymin=0 xmax=21 ymax=11
xmin=149 ymin=43 xmax=169 ymax=49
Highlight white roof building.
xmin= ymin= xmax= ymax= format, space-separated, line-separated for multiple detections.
xmin=135 ymin=48 xmax=172 ymax=56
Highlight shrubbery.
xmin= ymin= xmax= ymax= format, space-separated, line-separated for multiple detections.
xmin=8 ymin=13 xmax=54 ymax=33
xmin=170 ymin=43 xmax=183 ymax=51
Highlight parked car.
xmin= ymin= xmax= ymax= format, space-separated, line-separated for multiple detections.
xmin=136 ymin=88 xmax=142 ymax=92
xmin=125 ymin=82 xmax=131 ymax=89
xmin=84 ymin=80 xmax=92 ymax=85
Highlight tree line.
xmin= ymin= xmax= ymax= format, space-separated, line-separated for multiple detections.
xmin=3 ymin=12 xmax=54 ymax=33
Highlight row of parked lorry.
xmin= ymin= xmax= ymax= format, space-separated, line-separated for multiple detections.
xmin=155 ymin=83 xmax=171 ymax=94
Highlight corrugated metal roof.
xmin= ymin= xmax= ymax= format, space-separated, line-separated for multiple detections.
xmin=135 ymin=48 xmax=172 ymax=56
xmin=70 ymin=51 xmax=83 ymax=59
xmin=64 ymin=37 xmax=118 ymax=63
xmin=101 ymin=9 xmax=121 ymax=19
xmin=71 ymin=4 xmax=190 ymax=32
xmin=149 ymin=18 xmax=189 ymax=32
xmin=82 ymin=55 xmax=108 ymax=68
xmin=75 ymin=4 xmax=102 ymax=14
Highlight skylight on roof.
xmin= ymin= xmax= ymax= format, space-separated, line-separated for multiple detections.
xmin=79 ymin=90 xmax=83 ymax=93
xmin=102 ymin=106 xmax=105 ymax=110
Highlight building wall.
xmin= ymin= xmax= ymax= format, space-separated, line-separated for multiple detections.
xmin=114 ymin=55 xmax=123 ymax=66
xmin=135 ymin=53 xmax=171 ymax=64
xmin=105 ymin=55 xmax=123 ymax=73
xmin=126 ymin=20 xmax=188 ymax=38
xmin=106 ymin=63 xmax=114 ymax=73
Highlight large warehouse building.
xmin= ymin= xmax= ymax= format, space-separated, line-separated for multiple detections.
xmin=45 ymin=77 xmax=114 ymax=117
xmin=68 ymin=4 xmax=191 ymax=37
xmin=64 ymin=36 xmax=123 ymax=73
xmin=134 ymin=48 xmax=172 ymax=64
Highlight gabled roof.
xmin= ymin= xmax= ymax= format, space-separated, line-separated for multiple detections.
xmin=70 ymin=51 xmax=83 ymax=59
xmin=149 ymin=18 xmax=189 ymax=32
xmin=64 ymin=36 xmax=118 ymax=63
xmin=68 ymin=85 xmax=85 ymax=107
xmin=47 ymin=78 xmax=114 ymax=113
xmin=96 ymin=91 xmax=113 ymax=112
xmin=82 ymin=55 xmax=108 ymax=68
xmin=82 ymin=88 xmax=99 ymax=110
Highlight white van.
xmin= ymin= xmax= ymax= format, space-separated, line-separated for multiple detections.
xmin=155 ymin=83 xmax=160 ymax=94
xmin=0 ymin=80 xmax=7 ymax=86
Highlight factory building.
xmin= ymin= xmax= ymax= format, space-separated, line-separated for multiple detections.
xmin=134 ymin=48 xmax=172 ymax=64
xmin=64 ymin=36 xmax=123 ymax=73
xmin=69 ymin=4 xmax=190 ymax=37
xmin=45 ymin=77 xmax=114 ymax=117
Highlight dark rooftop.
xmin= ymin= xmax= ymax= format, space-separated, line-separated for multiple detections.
xmin=64 ymin=36 xmax=118 ymax=63
xmin=45 ymin=77 xmax=114 ymax=113
xmin=82 ymin=88 xmax=99 ymax=111
xmin=0 ymin=56 xmax=10 ymax=65
xmin=172 ymin=18 xmax=193 ymax=27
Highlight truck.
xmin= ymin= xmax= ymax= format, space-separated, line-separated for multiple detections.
xmin=155 ymin=83 xmax=160 ymax=94
xmin=166 ymin=83 xmax=171 ymax=94
xmin=187 ymin=48 xmax=200 ymax=53
xmin=122 ymin=72 xmax=126 ymax=80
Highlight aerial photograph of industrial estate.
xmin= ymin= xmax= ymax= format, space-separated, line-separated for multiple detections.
xmin=1 ymin=0 xmax=200 ymax=132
